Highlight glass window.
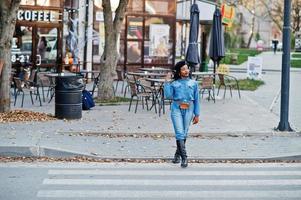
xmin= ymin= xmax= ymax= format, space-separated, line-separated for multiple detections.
xmin=118 ymin=40 xmax=125 ymax=64
xmin=37 ymin=28 xmax=58 ymax=64
xmin=145 ymin=0 xmax=176 ymax=15
xmin=175 ymin=22 xmax=184 ymax=57
xmin=20 ymin=0 xmax=35 ymax=5
xmin=65 ymin=0 xmax=79 ymax=9
xmin=145 ymin=17 xmax=164 ymax=40
xmin=145 ymin=17 xmax=174 ymax=40
xmin=92 ymin=22 xmax=105 ymax=62
xmin=144 ymin=17 xmax=175 ymax=64
xmin=127 ymin=17 xmax=143 ymax=39
xmin=12 ymin=26 xmax=33 ymax=66
xmin=37 ymin=0 xmax=60 ymax=7
xmin=127 ymin=41 xmax=141 ymax=63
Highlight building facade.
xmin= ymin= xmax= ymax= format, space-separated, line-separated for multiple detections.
xmin=12 ymin=0 xmax=216 ymax=73
xmin=12 ymin=0 xmax=90 ymax=72
xmin=235 ymin=5 xmax=278 ymax=49
xmin=93 ymin=0 xmax=177 ymax=72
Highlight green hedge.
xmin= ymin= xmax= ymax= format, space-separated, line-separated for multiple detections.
xmin=291 ymin=59 xmax=301 ymax=68
xmin=291 ymin=53 xmax=301 ymax=58
xmin=215 ymin=78 xmax=264 ymax=91
xmin=236 ymin=79 xmax=264 ymax=91
xmin=220 ymin=48 xmax=261 ymax=65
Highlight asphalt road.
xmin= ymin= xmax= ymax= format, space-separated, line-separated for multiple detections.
xmin=1 ymin=162 xmax=301 ymax=199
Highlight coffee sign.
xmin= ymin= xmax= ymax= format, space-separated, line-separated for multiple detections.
xmin=17 ymin=10 xmax=57 ymax=22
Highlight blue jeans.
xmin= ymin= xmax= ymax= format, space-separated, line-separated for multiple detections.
xmin=170 ymin=102 xmax=194 ymax=140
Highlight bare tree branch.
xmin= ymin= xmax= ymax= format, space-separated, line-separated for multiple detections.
xmin=258 ymin=0 xmax=283 ymax=31
xmin=114 ymin=0 xmax=128 ymax=33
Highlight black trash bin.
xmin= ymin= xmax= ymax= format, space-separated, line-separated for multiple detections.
xmin=55 ymin=75 xmax=83 ymax=119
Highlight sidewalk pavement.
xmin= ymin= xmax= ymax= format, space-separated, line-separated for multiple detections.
xmin=1 ymin=51 xmax=300 ymax=161
xmin=227 ymin=51 xmax=301 ymax=72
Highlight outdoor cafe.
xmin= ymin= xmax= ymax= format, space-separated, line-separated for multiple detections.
xmin=10 ymin=0 xmax=242 ymax=119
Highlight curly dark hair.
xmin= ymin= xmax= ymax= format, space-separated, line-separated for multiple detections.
xmin=173 ymin=60 xmax=192 ymax=80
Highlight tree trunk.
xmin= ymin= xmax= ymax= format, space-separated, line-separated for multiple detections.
xmin=247 ymin=9 xmax=256 ymax=48
xmin=97 ymin=0 xmax=128 ymax=101
xmin=0 ymin=1 xmax=21 ymax=113
xmin=97 ymin=33 xmax=118 ymax=100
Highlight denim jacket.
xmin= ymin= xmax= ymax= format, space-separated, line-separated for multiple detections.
xmin=164 ymin=78 xmax=200 ymax=116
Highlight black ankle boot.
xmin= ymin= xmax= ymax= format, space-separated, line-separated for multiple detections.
xmin=179 ymin=139 xmax=188 ymax=168
xmin=172 ymin=140 xmax=181 ymax=164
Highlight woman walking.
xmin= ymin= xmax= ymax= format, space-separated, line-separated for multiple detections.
xmin=164 ymin=60 xmax=200 ymax=168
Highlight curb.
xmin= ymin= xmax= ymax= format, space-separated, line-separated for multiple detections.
xmin=61 ymin=131 xmax=301 ymax=138
xmin=0 ymin=146 xmax=84 ymax=158
xmin=1 ymin=146 xmax=301 ymax=162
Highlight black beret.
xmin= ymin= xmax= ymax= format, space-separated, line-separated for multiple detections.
xmin=174 ymin=60 xmax=186 ymax=71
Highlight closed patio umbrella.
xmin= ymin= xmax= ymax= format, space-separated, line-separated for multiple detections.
xmin=185 ymin=3 xmax=200 ymax=72
xmin=209 ymin=8 xmax=225 ymax=83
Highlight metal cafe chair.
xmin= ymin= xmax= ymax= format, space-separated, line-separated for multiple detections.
xmin=144 ymin=78 xmax=168 ymax=116
xmin=138 ymin=78 xmax=158 ymax=113
xmin=91 ymin=72 xmax=115 ymax=97
xmin=217 ymin=73 xmax=241 ymax=99
xmin=91 ymin=73 xmax=100 ymax=97
xmin=24 ymin=69 xmax=42 ymax=106
xmin=200 ymin=76 xmax=215 ymax=103
xmin=114 ymin=69 xmax=125 ymax=93
xmin=10 ymin=69 xmax=17 ymax=97
xmin=123 ymin=73 xmax=135 ymax=98
xmin=13 ymin=77 xmax=42 ymax=107
xmin=127 ymin=77 xmax=154 ymax=113
xmin=37 ymin=72 xmax=52 ymax=102
xmin=158 ymin=84 xmax=172 ymax=116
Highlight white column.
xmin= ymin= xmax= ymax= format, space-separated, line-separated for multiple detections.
xmin=86 ymin=0 xmax=94 ymax=71
xmin=78 ymin=0 xmax=86 ymax=70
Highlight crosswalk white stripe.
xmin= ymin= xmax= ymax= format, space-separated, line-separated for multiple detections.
xmin=37 ymin=190 xmax=301 ymax=198
xmin=43 ymin=178 xmax=301 ymax=186
xmin=48 ymin=169 xmax=301 ymax=176
xmin=2 ymin=162 xmax=301 ymax=168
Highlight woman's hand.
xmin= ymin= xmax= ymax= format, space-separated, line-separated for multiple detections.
xmin=165 ymin=72 xmax=173 ymax=82
xmin=192 ymin=116 xmax=199 ymax=124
